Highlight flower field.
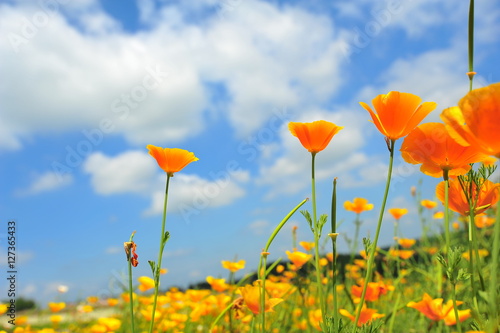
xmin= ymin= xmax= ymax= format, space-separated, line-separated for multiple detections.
xmin=2 ymin=2 xmax=500 ymax=333
xmin=2 ymin=83 xmax=500 ymax=332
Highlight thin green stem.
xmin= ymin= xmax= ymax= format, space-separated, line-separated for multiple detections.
xmin=488 ymin=198 xmax=500 ymax=333
xmin=148 ymin=174 xmax=171 ymax=333
xmin=444 ymin=169 xmax=451 ymax=256
xmin=331 ymin=178 xmax=339 ymax=329
xmin=468 ymin=0 xmax=475 ymax=91
xmin=352 ymin=139 xmax=395 ymax=331
xmin=311 ymin=153 xmax=327 ymax=328
xmin=388 ymin=291 xmax=401 ymax=333
xmin=451 ymin=283 xmax=463 ymax=333
xmin=256 ymin=198 xmax=307 ymax=333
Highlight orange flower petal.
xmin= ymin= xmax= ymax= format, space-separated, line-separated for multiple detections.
xmin=288 ymin=120 xmax=343 ymax=153
xmin=361 ymin=92 xmax=436 ymax=140
xmin=147 ymin=145 xmax=199 ymax=176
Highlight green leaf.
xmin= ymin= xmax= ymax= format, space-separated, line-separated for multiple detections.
xmin=163 ymin=231 xmax=170 ymax=244
xmin=301 ymin=210 xmax=314 ymax=233
xmin=148 ymin=260 xmax=156 ymax=275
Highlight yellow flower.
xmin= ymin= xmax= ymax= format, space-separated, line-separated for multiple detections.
xmin=286 ymin=250 xmax=312 ymax=269
xmin=288 ymin=120 xmax=343 ymax=154
xmin=421 ymin=199 xmax=438 ymax=209
xmin=299 ymin=241 xmax=315 ymax=251
xmin=397 ymin=238 xmax=416 ymax=248
xmin=49 ymin=315 xmax=63 ymax=324
xmin=239 ymin=283 xmax=283 ymax=314
xmin=87 ymin=296 xmax=99 ymax=304
xmin=344 ymin=198 xmax=374 ymax=214
xmin=48 ymin=302 xmax=66 ymax=313
xmin=388 ymin=208 xmax=408 ymax=220
xmin=221 ymin=259 xmax=246 ymax=273
xmin=138 ymin=276 xmax=155 ymax=292
xmin=206 ymin=276 xmax=229 ymax=292
xmin=462 ymin=249 xmax=489 ymax=261
xmin=147 ymin=145 xmax=199 ymax=176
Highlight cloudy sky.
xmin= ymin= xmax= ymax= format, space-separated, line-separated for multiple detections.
xmin=1 ymin=0 xmax=499 ymax=305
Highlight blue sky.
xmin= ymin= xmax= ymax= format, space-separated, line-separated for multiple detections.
xmin=1 ymin=0 xmax=499 ymax=306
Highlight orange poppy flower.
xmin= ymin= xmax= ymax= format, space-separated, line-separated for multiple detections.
xmin=137 ymin=276 xmax=155 ymax=292
xmin=288 ymin=120 xmax=343 ymax=154
xmin=206 ymin=276 xmax=229 ymax=293
xmin=48 ymin=302 xmax=66 ymax=313
xmin=397 ymin=238 xmax=416 ymax=248
xmin=388 ymin=208 xmax=408 ymax=220
xmin=286 ymin=250 xmax=312 ymax=269
xmin=238 ymin=284 xmax=283 ymax=314
xmin=436 ymin=178 xmax=499 ymax=216
xmin=360 ymin=91 xmax=436 ymax=141
xmin=351 ymin=281 xmax=393 ymax=302
xmin=407 ymin=293 xmax=471 ymax=325
xmin=400 ymin=122 xmax=487 ymax=178
xmin=441 ymin=82 xmax=500 ymax=158
xmin=339 ymin=305 xmax=385 ymax=327
xmin=474 ymin=214 xmax=495 ymax=228
xmin=421 ymin=199 xmax=437 ymax=209
xmin=344 ymin=198 xmax=374 ymax=214
xmin=146 ymin=145 xmax=199 ymax=176
xmin=299 ymin=241 xmax=315 ymax=251
xmin=221 ymin=260 xmax=246 ymax=273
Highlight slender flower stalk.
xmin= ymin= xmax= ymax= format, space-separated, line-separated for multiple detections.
xmin=148 ymin=174 xmax=171 ymax=333
xmin=468 ymin=0 xmax=475 ymax=91
xmin=145 ymin=145 xmax=198 ymax=333
xmin=257 ymin=198 xmax=307 ymax=333
xmin=310 ymin=153 xmax=328 ymax=327
xmin=330 ymin=178 xmax=339 ymax=329
xmin=489 ymin=196 xmax=500 ymax=333
xmin=352 ymin=139 xmax=395 ymax=330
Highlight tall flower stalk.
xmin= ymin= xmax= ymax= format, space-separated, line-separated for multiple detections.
xmin=146 ymin=145 xmax=199 ymax=333
xmin=257 ymin=198 xmax=308 ymax=332
xmin=352 ymin=138 xmax=395 ymax=329
xmin=124 ymin=231 xmax=138 ymax=333
xmin=288 ymin=120 xmax=343 ymax=329
xmin=354 ymin=91 xmax=436 ymax=330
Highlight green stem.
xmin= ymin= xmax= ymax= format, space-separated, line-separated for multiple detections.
xmin=311 ymin=153 xmax=327 ymax=328
xmin=127 ymin=232 xmax=136 ymax=333
xmin=331 ymin=178 xmax=339 ymax=329
xmin=444 ymin=169 xmax=451 ymax=257
xmin=468 ymin=0 xmax=475 ymax=91
xmin=352 ymin=139 xmax=395 ymax=331
xmin=488 ymin=198 xmax=500 ymax=333
xmin=148 ymin=174 xmax=171 ymax=333
xmin=388 ymin=291 xmax=401 ymax=333
xmin=451 ymin=283 xmax=463 ymax=333
xmin=256 ymin=198 xmax=307 ymax=333
xmin=260 ymin=255 xmax=267 ymax=333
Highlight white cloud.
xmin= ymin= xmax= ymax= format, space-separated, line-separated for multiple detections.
xmin=357 ymin=43 xmax=470 ymax=122
xmin=0 ymin=0 xmax=349 ymax=149
xmin=248 ymin=219 xmax=269 ymax=235
xmin=83 ymin=150 xmax=249 ymax=217
xmin=257 ymin=108 xmax=369 ymax=197
xmin=16 ymin=171 xmax=73 ymax=196
xmin=83 ymin=151 xmax=158 ymax=195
